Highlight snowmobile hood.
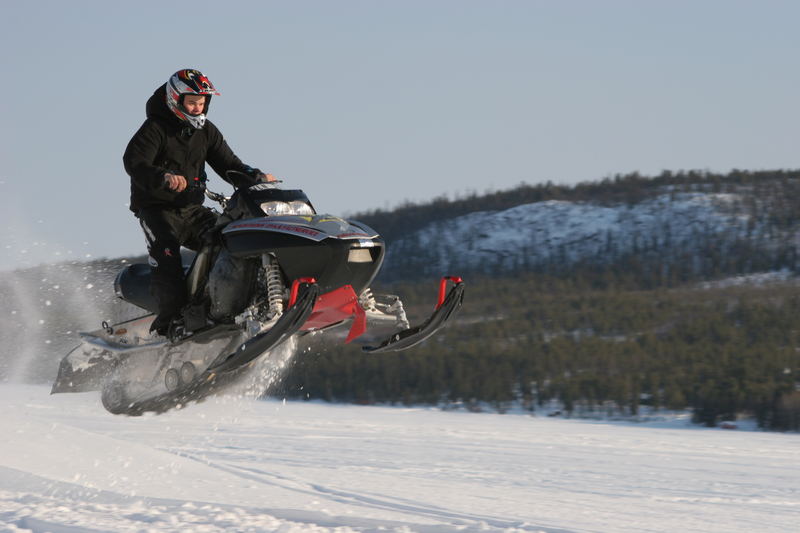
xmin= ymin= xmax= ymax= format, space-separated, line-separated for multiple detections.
xmin=222 ymin=215 xmax=379 ymax=243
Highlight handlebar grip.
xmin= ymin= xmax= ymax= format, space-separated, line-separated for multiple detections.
xmin=162 ymin=174 xmax=205 ymax=192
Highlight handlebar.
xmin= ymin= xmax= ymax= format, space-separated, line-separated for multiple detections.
xmin=162 ymin=169 xmax=282 ymax=208
xmin=204 ymin=188 xmax=228 ymax=206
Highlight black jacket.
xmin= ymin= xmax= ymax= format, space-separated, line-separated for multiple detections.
xmin=123 ymin=84 xmax=255 ymax=213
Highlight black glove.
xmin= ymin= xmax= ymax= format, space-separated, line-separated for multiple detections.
xmin=242 ymin=165 xmax=262 ymax=178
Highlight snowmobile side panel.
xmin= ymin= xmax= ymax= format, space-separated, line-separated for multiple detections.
xmin=222 ymin=229 xmax=384 ymax=295
xmin=362 ymin=280 xmax=464 ymax=353
xmin=206 ymin=249 xmax=259 ymax=321
xmin=299 ymin=285 xmax=367 ymax=342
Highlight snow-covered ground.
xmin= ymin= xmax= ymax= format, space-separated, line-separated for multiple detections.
xmin=1 ymin=385 xmax=798 ymax=532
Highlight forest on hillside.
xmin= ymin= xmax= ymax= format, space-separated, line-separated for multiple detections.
xmin=282 ymin=274 xmax=800 ymax=431
xmin=297 ymin=169 xmax=800 ymax=432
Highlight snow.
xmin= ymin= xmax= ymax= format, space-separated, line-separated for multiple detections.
xmin=1 ymin=385 xmax=798 ymax=532
xmin=697 ymin=269 xmax=796 ymax=289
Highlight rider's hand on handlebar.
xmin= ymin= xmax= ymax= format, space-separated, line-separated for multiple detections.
xmin=164 ymin=173 xmax=188 ymax=192
xmin=257 ymin=172 xmax=278 ymax=183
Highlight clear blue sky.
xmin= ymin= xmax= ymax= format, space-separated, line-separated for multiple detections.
xmin=2 ymin=0 xmax=799 ymax=271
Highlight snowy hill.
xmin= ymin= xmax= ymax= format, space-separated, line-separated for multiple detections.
xmin=1 ymin=384 xmax=798 ymax=533
xmin=381 ymin=189 xmax=789 ymax=279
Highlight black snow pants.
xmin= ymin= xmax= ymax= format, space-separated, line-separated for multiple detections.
xmin=137 ymin=205 xmax=218 ymax=328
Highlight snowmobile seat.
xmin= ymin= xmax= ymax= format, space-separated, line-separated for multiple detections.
xmin=114 ymin=262 xmax=195 ymax=314
xmin=114 ymin=263 xmax=158 ymax=313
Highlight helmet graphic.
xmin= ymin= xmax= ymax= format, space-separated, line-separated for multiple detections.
xmin=165 ymin=69 xmax=220 ymax=129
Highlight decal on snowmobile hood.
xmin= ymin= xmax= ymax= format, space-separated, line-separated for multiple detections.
xmin=223 ymin=216 xmax=375 ymax=242
xmin=224 ymin=219 xmax=326 ymax=241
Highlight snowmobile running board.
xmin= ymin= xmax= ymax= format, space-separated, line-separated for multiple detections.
xmin=103 ymin=281 xmax=319 ymax=416
xmin=78 ymin=333 xmax=166 ymax=354
xmin=363 ymin=277 xmax=464 ymax=353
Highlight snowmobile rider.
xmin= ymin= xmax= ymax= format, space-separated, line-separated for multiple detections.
xmin=123 ymin=68 xmax=275 ymax=336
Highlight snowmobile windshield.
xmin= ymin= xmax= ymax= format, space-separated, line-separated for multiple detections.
xmin=248 ymin=187 xmax=315 ymax=216
xmin=226 ymin=186 xmax=317 ymax=220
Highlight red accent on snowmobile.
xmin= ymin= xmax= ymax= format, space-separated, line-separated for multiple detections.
xmin=300 ymin=285 xmax=367 ymax=343
xmin=437 ymin=276 xmax=463 ymax=309
xmin=288 ymin=277 xmax=317 ymax=308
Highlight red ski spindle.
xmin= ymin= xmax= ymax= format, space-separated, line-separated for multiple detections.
xmin=437 ymin=276 xmax=463 ymax=309
xmin=288 ymin=277 xmax=317 ymax=308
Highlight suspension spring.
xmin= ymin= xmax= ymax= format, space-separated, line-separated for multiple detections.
xmin=264 ymin=255 xmax=285 ymax=317
xmin=359 ymin=287 xmax=377 ymax=311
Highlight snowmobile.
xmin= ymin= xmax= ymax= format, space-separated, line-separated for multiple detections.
xmin=51 ymin=172 xmax=464 ymax=415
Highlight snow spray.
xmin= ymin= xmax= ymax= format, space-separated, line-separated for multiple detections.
xmin=229 ymin=336 xmax=300 ymax=399
xmin=0 ymin=262 xmax=123 ymax=384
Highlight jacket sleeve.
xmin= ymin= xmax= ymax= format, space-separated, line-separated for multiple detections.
xmin=204 ymin=121 xmax=259 ymax=186
xmin=123 ymin=120 xmax=169 ymax=194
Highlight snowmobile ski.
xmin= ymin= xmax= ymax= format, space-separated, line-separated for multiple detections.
xmin=363 ymin=277 xmax=464 ymax=353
